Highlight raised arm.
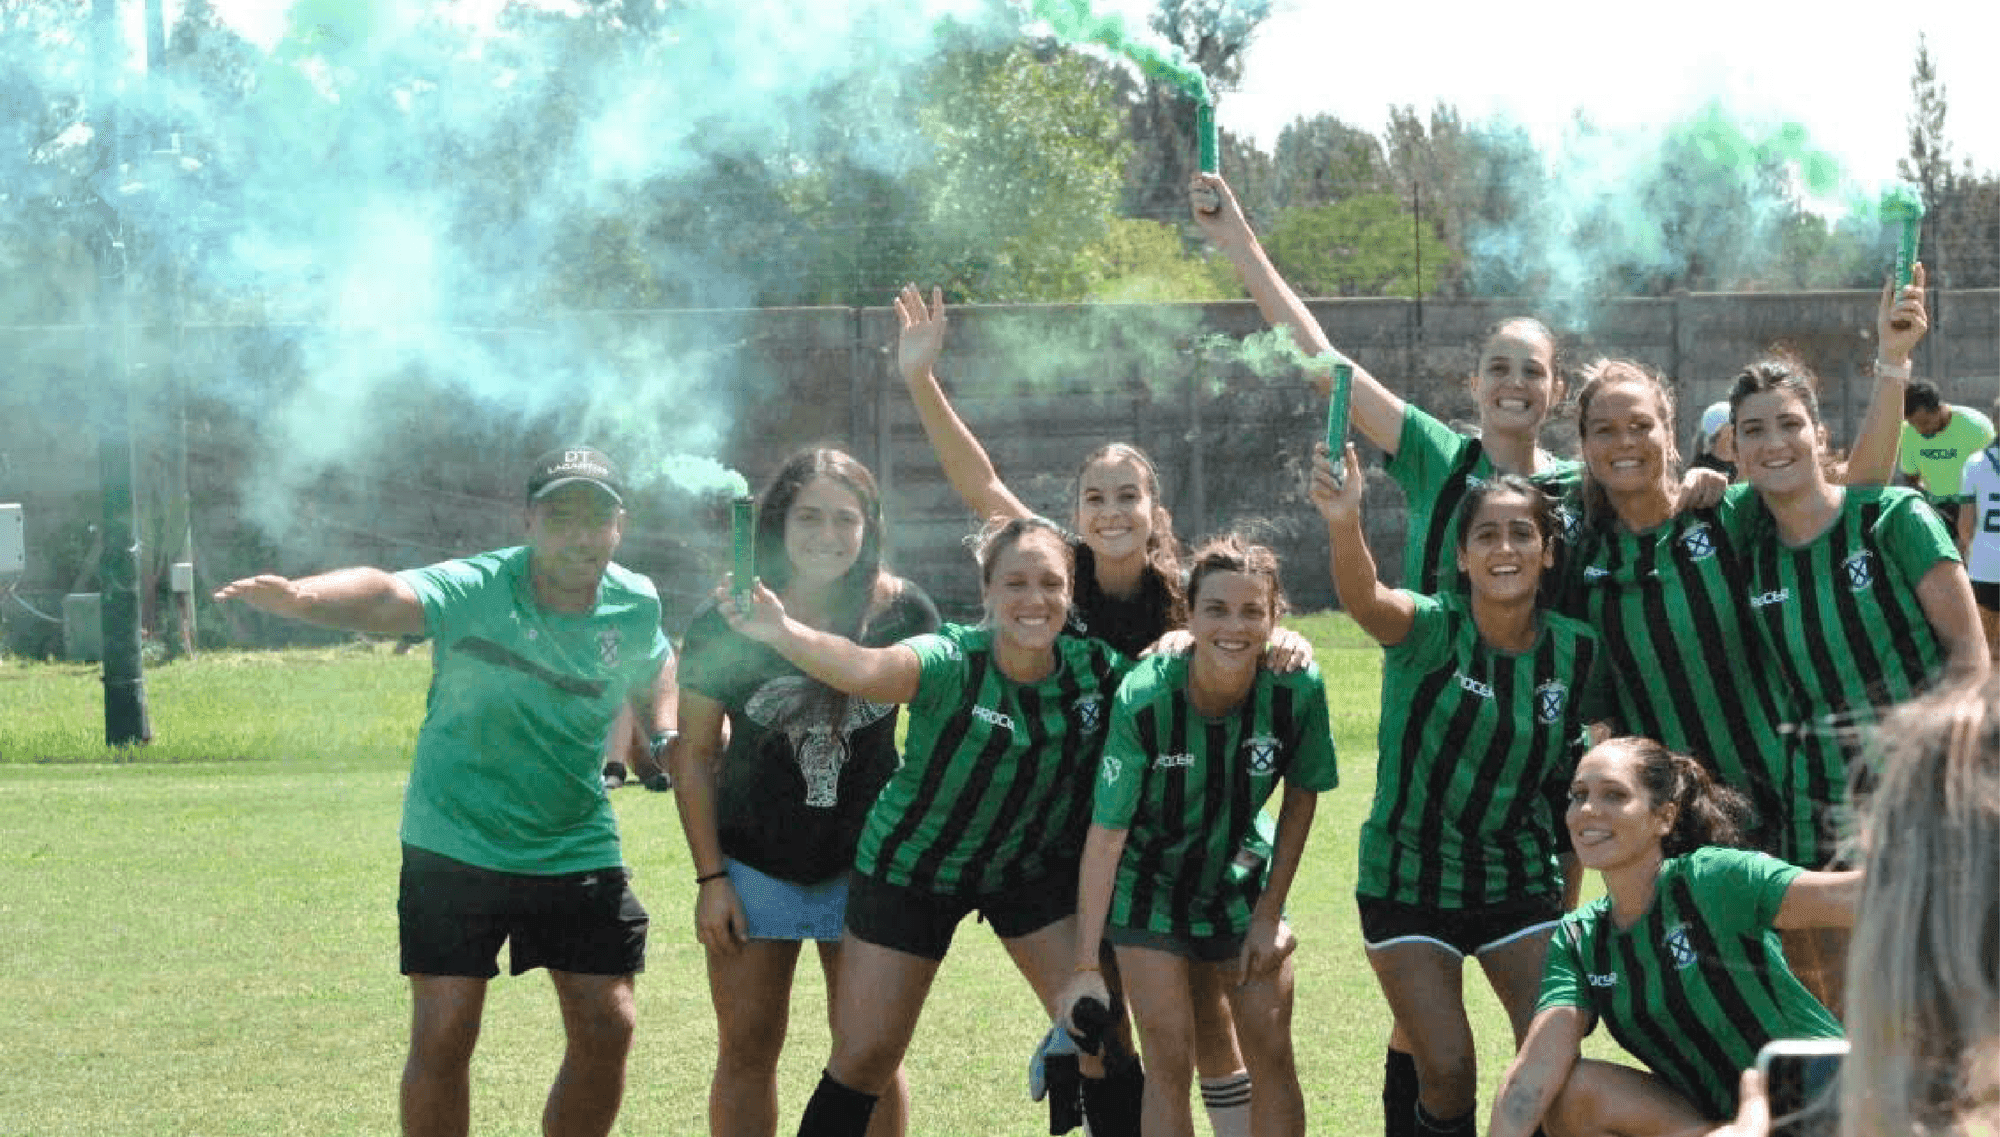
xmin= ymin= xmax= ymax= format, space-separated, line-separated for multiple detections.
xmin=1487 ymin=1006 xmax=1589 ymax=1137
xmin=718 ymin=581 xmax=922 ymax=704
xmin=1772 ymin=868 xmax=1862 ymax=930
xmin=894 ymin=284 xmax=1034 ymax=522
xmin=1308 ymin=444 xmax=1416 ymax=646
xmin=1190 ymin=174 xmax=1406 ymax=455
xmin=212 ymin=566 xmax=425 ymax=638
xmin=1844 ymin=264 xmax=1928 ymax=486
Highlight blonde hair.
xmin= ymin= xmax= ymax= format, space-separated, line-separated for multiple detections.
xmin=1841 ymin=678 xmax=2000 ymax=1137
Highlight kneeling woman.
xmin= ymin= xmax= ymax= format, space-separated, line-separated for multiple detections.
xmin=1063 ymin=536 xmax=1339 ymax=1137
xmin=723 ymin=515 xmax=1142 ymax=1137
xmin=1487 ymin=737 xmax=1859 ymax=1137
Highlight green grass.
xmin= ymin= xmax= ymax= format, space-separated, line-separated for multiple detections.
xmin=0 ymin=615 xmax=1619 ymax=1136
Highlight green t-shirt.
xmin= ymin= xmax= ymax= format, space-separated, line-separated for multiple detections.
xmin=1383 ymin=404 xmax=1583 ymax=595
xmin=1561 ymin=487 xmax=1793 ymax=858
xmin=1742 ymin=486 xmax=1958 ymax=865
xmin=1092 ymin=654 xmax=1338 ymax=938
xmin=855 ymin=624 xmax=1131 ymax=895
xmin=397 ymin=547 xmax=671 ymax=875
xmin=1537 ymin=847 xmax=1841 ymax=1121
xmin=1360 ymin=591 xmax=1608 ymax=907
xmin=1900 ymin=406 xmax=1996 ymax=501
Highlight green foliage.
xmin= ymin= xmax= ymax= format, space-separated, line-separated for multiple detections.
xmin=1078 ymin=216 xmax=1237 ymax=301
xmin=1263 ymin=193 xmax=1455 ymax=298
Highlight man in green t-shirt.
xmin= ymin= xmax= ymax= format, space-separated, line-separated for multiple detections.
xmin=1901 ymin=380 xmax=1997 ymax=530
xmin=215 ymin=447 xmax=675 ymax=1137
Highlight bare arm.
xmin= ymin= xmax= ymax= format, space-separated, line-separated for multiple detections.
xmin=1057 ymin=822 xmax=1127 ymax=1029
xmin=1772 ymin=868 xmax=1862 ymax=930
xmin=894 ymin=285 xmax=1033 ymax=521
xmin=718 ymin=582 xmax=923 ymax=704
xmin=212 ymin=567 xmax=425 ymax=638
xmin=1958 ymin=496 xmax=1977 ymax=558
xmin=1844 ymin=265 xmax=1928 ymax=486
xmin=1309 ymin=445 xmax=1417 ymax=646
xmin=1238 ymin=785 xmax=1314 ymax=978
xmin=1190 ymin=174 xmax=1407 ymax=456
xmin=1488 ymin=1007 xmax=1589 ymax=1137
xmin=1916 ymin=559 xmax=1990 ymax=683
xmin=666 ymin=690 xmax=749 ymax=952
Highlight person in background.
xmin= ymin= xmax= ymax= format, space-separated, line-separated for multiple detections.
xmin=1900 ymin=373 xmax=1996 ymax=532
xmin=1690 ymin=400 xmax=1737 ymax=479
xmin=215 ymin=447 xmax=676 ymax=1137
xmin=1955 ymin=412 xmax=2000 ymax=662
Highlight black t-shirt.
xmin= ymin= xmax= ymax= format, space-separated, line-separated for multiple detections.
xmin=1065 ymin=539 xmax=1177 ymax=659
xmin=680 ymin=579 xmax=940 ymax=884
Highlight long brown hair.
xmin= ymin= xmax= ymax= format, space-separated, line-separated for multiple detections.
xmin=755 ymin=446 xmax=896 ymax=639
xmin=1572 ymin=358 xmax=1681 ymax=531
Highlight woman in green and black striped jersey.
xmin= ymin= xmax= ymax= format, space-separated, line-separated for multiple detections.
xmin=1312 ymin=445 xmax=1607 ymax=1137
xmin=1062 ymin=536 xmax=1338 ymax=1137
xmin=1487 ymin=737 xmax=1859 ymax=1136
xmin=719 ymin=516 xmax=1143 ymax=1137
xmin=1728 ymin=354 xmax=1986 ymax=871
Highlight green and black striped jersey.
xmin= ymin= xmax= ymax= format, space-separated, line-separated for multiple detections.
xmin=1360 ymin=591 xmax=1606 ymax=908
xmin=854 ymin=624 xmax=1131 ymax=894
xmin=1537 ymin=847 xmax=1841 ymax=1121
xmin=1743 ymin=487 xmax=1958 ymax=865
xmin=1093 ymin=654 xmax=1338 ymax=938
xmin=1384 ymin=404 xmax=1583 ymax=595
xmin=1562 ymin=493 xmax=1791 ymax=857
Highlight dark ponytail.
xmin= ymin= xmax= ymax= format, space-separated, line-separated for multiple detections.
xmin=1616 ymin=737 xmax=1757 ymax=856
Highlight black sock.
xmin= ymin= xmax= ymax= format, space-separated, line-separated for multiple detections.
xmin=1383 ymin=1049 xmax=1419 ymax=1137
xmin=796 ymin=1070 xmax=878 ymax=1137
xmin=1413 ymin=1101 xmax=1475 ymax=1137
xmin=1079 ymin=1058 xmax=1145 ymax=1137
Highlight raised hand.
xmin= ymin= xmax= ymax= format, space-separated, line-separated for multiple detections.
xmin=1308 ymin=443 xmax=1367 ymax=524
xmin=1879 ymin=261 xmax=1928 ymax=360
xmin=895 ymin=283 xmax=948 ymax=386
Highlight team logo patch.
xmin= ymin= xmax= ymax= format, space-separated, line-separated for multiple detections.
xmin=1843 ymin=551 xmax=1875 ymax=591
xmin=1243 ymin=735 xmax=1281 ymax=776
xmin=1664 ymin=923 xmax=1698 ymax=969
xmin=1074 ymin=694 xmax=1105 ymax=733
xmin=597 ymin=628 xmax=621 ymax=667
xmin=1100 ymin=755 xmax=1122 ymax=786
xmin=1535 ymin=681 xmax=1568 ymax=725
xmin=1679 ymin=522 xmax=1716 ymax=561
xmin=1552 ymin=503 xmax=1581 ymax=541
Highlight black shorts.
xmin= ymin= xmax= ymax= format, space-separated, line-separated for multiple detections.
xmin=1356 ymin=892 xmax=1562 ymax=959
xmin=397 ymin=844 xmax=649 ymax=978
xmin=1108 ymin=924 xmax=1245 ymax=965
xmin=1974 ymin=579 xmax=2000 ymax=612
xmin=844 ymin=867 xmax=1076 ymax=962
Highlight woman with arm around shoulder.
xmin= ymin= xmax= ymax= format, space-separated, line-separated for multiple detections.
xmin=665 ymin=448 xmax=938 ymax=1137
xmin=1488 ymin=737 xmax=1859 ymax=1137
xmin=1311 ymin=443 xmax=1606 ymax=1137
xmin=723 ymin=515 xmax=1143 ymax=1137
xmin=1061 ymin=536 xmax=1339 ymax=1137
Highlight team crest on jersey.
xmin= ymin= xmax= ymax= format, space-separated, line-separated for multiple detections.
xmin=1074 ymin=694 xmax=1105 ymax=733
xmin=1843 ymin=551 xmax=1875 ymax=591
xmin=1679 ymin=522 xmax=1716 ymax=561
xmin=1243 ymin=735 xmax=1281 ymax=775
xmin=1663 ymin=923 xmax=1698 ymax=969
xmin=596 ymin=628 xmax=621 ymax=667
xmin=1535 ymin=681 xmax=1568 ymax=725
xmin=1552 ymin=502 xmax=1581 ymax=542
xmin=1100 ymin=755 xmax=1122 ymax=786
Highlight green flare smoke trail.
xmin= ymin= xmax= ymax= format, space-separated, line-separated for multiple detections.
xmin=1030 ymin=0 xmax=1215 ymax=168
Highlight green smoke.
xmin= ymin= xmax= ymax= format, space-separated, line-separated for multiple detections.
xmin=1029 ymin=0 xmax=1211 ymax=104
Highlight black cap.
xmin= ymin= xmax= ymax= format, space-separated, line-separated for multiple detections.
xmin=527 ymin=447 xmax=624 ymax=505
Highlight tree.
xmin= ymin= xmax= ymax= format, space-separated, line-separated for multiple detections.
xmin=1261 ymin=193 xmax=1453 ymax=298
xmin=1270 ymin=113 xmax=1389 ymax=210
xmin=1113 ymin=0 xmax=1275 ymax=224
xmin=1898 ymin=32 xmax=1956 ymax=286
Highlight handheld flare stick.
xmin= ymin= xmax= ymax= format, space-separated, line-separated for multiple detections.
xmin=1190 ymin=100 xmax=1221 ymax=214
xmin=731 ymin=494 xmax=756 ymax=600
xmin=1325 ymin=360 xmax=1354 ymax=486
xmin=1881 ymin=185 xmax=1925 ymax=331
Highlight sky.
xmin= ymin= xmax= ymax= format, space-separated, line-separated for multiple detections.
xmin=1224 ymin=0 xmax=1999 ymax=185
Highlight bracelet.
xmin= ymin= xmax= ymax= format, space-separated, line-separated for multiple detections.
xmin=695 ymin=870 xmax=728 ymax=885
xmin=1073 ymin=964 xmax=1100 ymax=974
xmin=1875 ymin=358 xmax=1912 ymax=380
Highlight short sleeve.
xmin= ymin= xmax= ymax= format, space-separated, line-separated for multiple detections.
xmin=1691 ymin=847 xmax=1801 ymax=934
xmin=1899 ymin=422 xmax=1920 ymax=475
xmin=1383 ymin=590 xmax=1451 ymax=671
xmin=1534 ymin=917 xmax=1594 ymax=1018
xmin=1878 ymin=489 xmax=1963 ymax=586
xmin=1385 ymin=404 xmax=1470 ymax=498
xmin=902 ymin=630 xmax=968 ymax=717
xmin=396 ymin=555 xmax=499 ymax=639
xmin=1284 ymin=669 xmax=1339 ymax=792
xmin=1093 ymin=699 xmax=1149 ymax=830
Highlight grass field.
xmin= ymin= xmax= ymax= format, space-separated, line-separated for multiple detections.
xmin=0 ymin=614 xmax=1622 ymax=1136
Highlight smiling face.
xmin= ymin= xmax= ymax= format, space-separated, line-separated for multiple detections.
xmin=1471 ymin=322 xmax=1561 ymax=436
xmin=1581 ymin=378 xmax=1675 ymax=498
xmin=1567 ymin=744 xmax=1676 ymax=873
xmin=782 ymin=475 xmax=866 ymax=591
xmin=981 ymin=527 xmax=1072 ymax=654
xmin=1455 ymin=489 xmax=1550 ymax=604
xmin=525 ymin=482 xmax=625 ymax=608
xmin=1186 ymin=568 xmax=1276 ymax=675
xmin=1734 ymin=386 xmax=1827 ymax=498
xmin=1074 ymin=454 xmax=1158 ymax=564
